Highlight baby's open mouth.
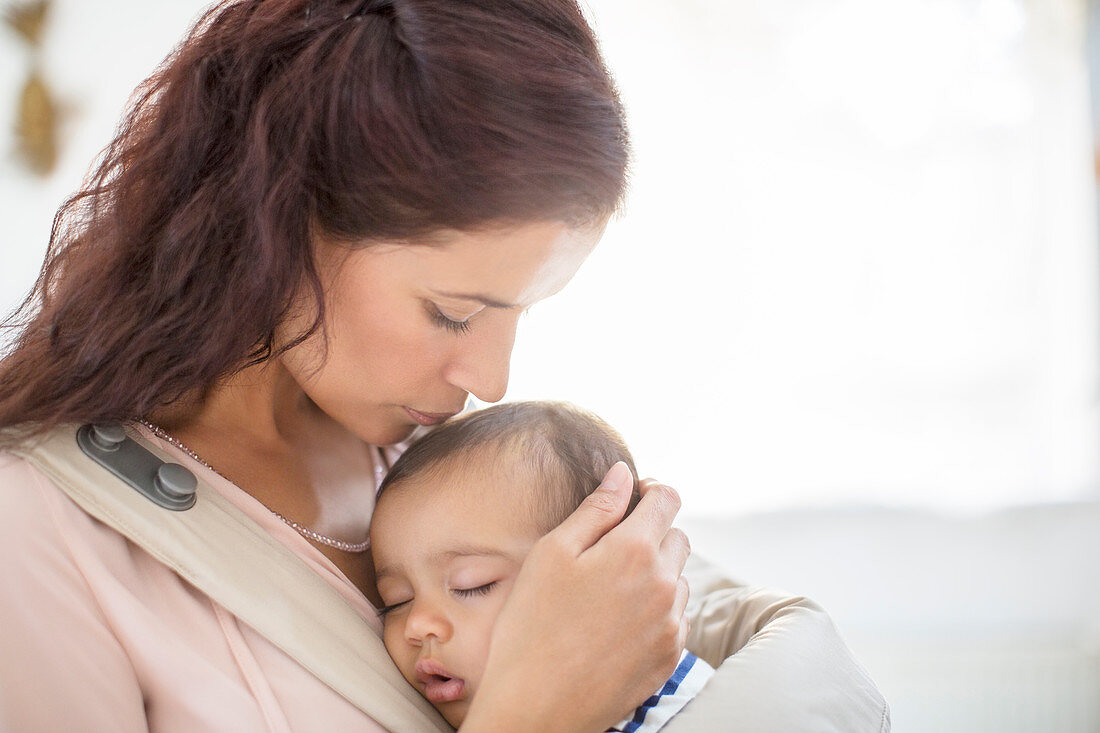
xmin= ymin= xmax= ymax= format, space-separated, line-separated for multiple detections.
xmin=414 ymin=659 xmax=466 ymax=704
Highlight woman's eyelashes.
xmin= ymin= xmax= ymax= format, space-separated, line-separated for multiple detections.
xmin=425 ymin=302 xmax=472 ymax=334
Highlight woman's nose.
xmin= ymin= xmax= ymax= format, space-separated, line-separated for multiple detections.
xmin=444 ymin=313 xmax=517 ymax=404
xmin=404 ymin=599 xmax=454 ymax=645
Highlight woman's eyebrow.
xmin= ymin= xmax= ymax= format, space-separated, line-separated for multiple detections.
xmin=430 ymin=290 xmax=520 ymax=310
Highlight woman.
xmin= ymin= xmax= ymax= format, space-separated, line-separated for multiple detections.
xmin=0 ymin=0 xmax=887 ymax=730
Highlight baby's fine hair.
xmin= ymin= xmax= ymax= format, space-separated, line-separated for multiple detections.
xmin=378 ymin=401 xmax=642 ymax=532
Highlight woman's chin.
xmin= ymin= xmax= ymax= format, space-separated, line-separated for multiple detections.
xmin=356 ymin=419 xmax=421 ymax=448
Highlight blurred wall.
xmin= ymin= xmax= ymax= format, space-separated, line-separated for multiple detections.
xmin=1 ymin=1 xmax=208 ymax=314
xmin=513 ymin=0 xmax=1100 ymax=514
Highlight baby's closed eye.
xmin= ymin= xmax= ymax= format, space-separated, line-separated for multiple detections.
xmin=377 ymin=598 xmax=411 ymax=617
xmin=452 ymin=581 xmax=499 ymax=598
xmin=375 ymin=580 xmax=500 ymax=617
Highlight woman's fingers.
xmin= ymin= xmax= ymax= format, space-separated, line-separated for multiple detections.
xmin=675 ymin=575 xmax=691 ymax=645
xmin=617 ymin=478 xmax=681 ymax=547
xmin=661 ymin=526 xmax=692 ymax=577
xmin=476 ymin=473 xmax=693 ymax=731
xmin=674 ymin=574 xmax=690 ymax=619
xmin=549 ymin=461 xmax=634 ymax=555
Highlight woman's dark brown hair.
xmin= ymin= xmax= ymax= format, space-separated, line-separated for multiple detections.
xmin=0 ymin=0 xmax=630 ymax=444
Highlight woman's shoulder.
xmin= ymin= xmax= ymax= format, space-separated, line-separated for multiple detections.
xmin=0 ymin=450 xmax=151 ymax=731
xmin=0 ymin=446 xmax=169 ymax=603
xmin=0 ymin=449 xmax=131 ymax=573
xmin=0 ymin=449 xmax=78 ymax=538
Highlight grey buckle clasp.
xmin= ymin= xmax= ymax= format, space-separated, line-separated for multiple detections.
xmin=77 ymin=423 xmax=197 ymax=511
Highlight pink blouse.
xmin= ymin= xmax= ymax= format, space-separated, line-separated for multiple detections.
xmin=0 ymin=428 xmax=397 ymax=732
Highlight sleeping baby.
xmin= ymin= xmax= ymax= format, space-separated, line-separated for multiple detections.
xmin=369 ymin=400 xmax=714 ymax=732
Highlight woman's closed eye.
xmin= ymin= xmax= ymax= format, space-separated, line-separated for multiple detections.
xmin=453 ymin=581 xmax=498 ymax=599
xmin=425 ymin=302 xmax=472 ymax=335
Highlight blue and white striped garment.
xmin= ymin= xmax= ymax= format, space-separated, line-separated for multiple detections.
xmin=609 ymin=650 xmax=716 ymax=733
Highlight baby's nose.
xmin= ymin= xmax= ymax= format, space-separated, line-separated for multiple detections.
xmin=404 ymin=600 xmax=454 ymax=644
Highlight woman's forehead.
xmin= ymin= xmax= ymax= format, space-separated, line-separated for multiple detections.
xmin=414 ymin=222 xmax=602 ymax=303
xmin=326 ymin=220 xmax=603 ymax=306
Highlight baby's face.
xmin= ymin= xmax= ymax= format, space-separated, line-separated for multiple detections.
xmin=370 ymin=457 xmax=543 ymax=728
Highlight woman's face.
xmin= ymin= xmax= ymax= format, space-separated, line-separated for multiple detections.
xmin=280 ymin=221 xmax=602 ymax=446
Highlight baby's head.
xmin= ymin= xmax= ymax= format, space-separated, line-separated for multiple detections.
xmin=369 ymin=401 xmax=640 ymax=727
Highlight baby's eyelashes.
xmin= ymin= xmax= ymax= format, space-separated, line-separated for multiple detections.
xmin=452 ymin=581 xmax=499 ymax=598
xmin=377 ymin=599 xmax=411 ymax=617
xmin=376 ymin=579 xmax=503 ymax=619
xmin=377 ymin=581 xmax=500 ymax=617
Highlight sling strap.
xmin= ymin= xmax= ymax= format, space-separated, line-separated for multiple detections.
xmin=13 ymin=424 xmax=452 ymax=733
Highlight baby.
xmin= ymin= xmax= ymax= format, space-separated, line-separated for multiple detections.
xmin=369 ymin=401 xmax=714 ymax=732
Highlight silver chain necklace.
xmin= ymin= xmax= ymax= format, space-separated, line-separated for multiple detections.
xmin=139 ymin=420 xmax=371 ymax=553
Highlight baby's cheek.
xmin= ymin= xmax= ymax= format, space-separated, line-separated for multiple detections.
xmin=477 ymin=586 xmax=516 ymax=673
xmin=382 ymin=620 xmax=416 ymax=685
xmin=465 ymin=608 xmax=504 ymax=695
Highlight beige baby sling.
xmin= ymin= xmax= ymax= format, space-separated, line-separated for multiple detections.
xmin=14 ymin=424 xmax=452 ymax=733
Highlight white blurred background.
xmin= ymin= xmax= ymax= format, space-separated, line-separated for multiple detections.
xmin=2 ymin=1 xmax=1098 ymax=730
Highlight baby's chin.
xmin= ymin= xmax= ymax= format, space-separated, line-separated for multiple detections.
xmin=441 ymin=700 xmax=469 ymax=729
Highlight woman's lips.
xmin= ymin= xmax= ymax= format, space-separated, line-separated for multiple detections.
xmin=403 ymin=407 xmax=458 ymax=427
xmin=415 ymin=659 xmax=466 ymax=704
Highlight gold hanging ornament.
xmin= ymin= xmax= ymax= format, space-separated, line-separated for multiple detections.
xmin=4 ymin=0 xmax=48 ymax=43
xmin=4 ymin=0 xmax=58 ymax=176
xmin=16 ymin=70 xmax=55 ymax=174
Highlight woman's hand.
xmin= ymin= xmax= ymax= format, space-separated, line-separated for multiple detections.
xmin=461 ymin=462 xmax=691 ymax=733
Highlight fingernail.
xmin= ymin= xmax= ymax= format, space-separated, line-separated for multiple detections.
xmin=602 ymin=461 xmax=632 ymax=492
